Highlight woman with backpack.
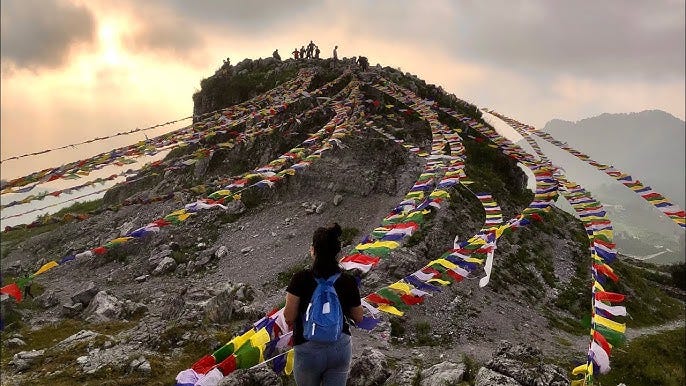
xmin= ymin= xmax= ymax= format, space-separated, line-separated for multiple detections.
xmin=285 ymin=223 xmax=364 ymax=386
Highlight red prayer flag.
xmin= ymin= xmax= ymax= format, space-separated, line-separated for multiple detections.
xmin=192 ymin=354 xmax=217 ymax=375
xmin=92 ymin=246 xmax=108 ymax=255
xmin=365 ymin=293 xmax=392 ymax=305
xmin=217 ymin=354 xmax=237 ymax=375
xmin=595 ymin=291 xmax=625 ymax=303
xmin=593 ymin=330 xmax=612 ymax=355
xmin=400 ymin=294 xmax=424 ymax=305
xmin=0 ymin=283 xmax=22 ymax=302
xmin=593 ymin=264 xmax=619 ymax=282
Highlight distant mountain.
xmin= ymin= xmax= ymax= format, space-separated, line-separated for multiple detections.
xmin=539 ymin=110 xmax=685 ymax=263
xmin=543 ymin=110 xmax=685 ymax=207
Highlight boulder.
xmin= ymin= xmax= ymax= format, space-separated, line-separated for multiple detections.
xmin=71 ymin=281 xmax=99 ymax=306
xmin=215 ymin=246 xmax=229 ymax=259
xmin=148 ymin=249 xmax=172 ymax=271
xmin=35 ymin=290 xmax=59 ymax=309
xmin=333 ymin=194 xmax=343 ymax=206
xmin=419 ymin=361 xmax=466 ymax=386
xmin=55 ymin=330 xmax=99 ymax=349
xmin=61 ymin=302 xmax=84 ymax=317
xmin=4 ymin=338 xmax=26 ymax=348
xmin=225 ymin=200 xmax=246 ymax=215
xmin=152 ymin=256 xmax=177 ymax=276
xmin=475 ymin=367 xmax=521 ymax=386
xmin=83 ymin=291 xmax=125 ymax=323
xmin=204 ymin=283 xmax=254 ymax=324
xmin=485 ymin=341 xmax=569 ymax=386
xmin=10 ymin=349 xmax=44 ymax=372
xmin=384 ymin=364 xmax=419 ymax=386
xmin=5 ymin=260 xmax=22 ymax=276
xmin=217 ymin=366 xmax=281 ymax=385
xmin=129 ymin=355 xmax=152 ymax=374
xmin=348 ymin=348 xmax=391 ymax=386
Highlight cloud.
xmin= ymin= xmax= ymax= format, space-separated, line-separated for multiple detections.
xmin=118 ymin=3 xmax=208 ymax=65
xmin=452 ymin=0 xmax=685 ymax=79
xmin=0 ymin=0 xmax=96 ymax=70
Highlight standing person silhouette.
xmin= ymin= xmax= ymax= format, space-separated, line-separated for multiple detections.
xmin=332 ymin=45 xmax=338 ymax=68
xmin=285 ymin=223 xmax=363 ymax=386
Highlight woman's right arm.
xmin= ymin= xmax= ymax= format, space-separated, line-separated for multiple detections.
xmin=350 ymin=305 xmax=364 ymax=324
xmin=284 ymin=292 xmax=300 ymax=324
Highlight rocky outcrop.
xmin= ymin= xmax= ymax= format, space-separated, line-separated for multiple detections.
xmin=82 ymin=291 xmax=147 ymax=323
xmin=348 ymin=348 xmax=392 ymax=386
xmin=204 ymin=283 xmax=255 ymax=324
xmin=10 ymin=349 xmax=44 ymax=372
xmin=475 ymin=367 xmax=521 ymax=386
xmin=217 ymin=366 xmax=282 ymax=386
xmin=483 ymin=341 xmax=569 ymax=386
xmin=419 ymin=361 xmax=466 ymax=386
xmin=71 ymin=281 xmax=99 ymax=306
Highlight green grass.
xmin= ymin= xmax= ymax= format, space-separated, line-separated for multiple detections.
xmin=341 ymin=227 xmax=360 ymax=246
xmin=598 ymin=327 xmax=685 ymax=386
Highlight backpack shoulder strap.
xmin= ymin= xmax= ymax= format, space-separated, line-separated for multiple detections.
xmin=327 ymin=273 xmax=341 ymax=284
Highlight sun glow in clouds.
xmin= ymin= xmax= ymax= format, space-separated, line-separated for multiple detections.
xmin=98 ymin=22 xmax=124 ymax=66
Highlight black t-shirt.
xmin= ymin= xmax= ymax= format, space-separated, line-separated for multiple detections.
xmin=286 ymin=269 xmax=361 ymax=345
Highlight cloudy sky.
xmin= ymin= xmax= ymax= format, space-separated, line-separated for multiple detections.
xmin=1 ymin=0 xmax=684 ymax=180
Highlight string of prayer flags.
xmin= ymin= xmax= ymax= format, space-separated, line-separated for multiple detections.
xmin=485 ymin=109 xmax=685 ymax=229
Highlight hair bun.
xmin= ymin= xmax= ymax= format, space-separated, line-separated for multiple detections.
xmin=328 ymin=223 xmax=342 ymax=239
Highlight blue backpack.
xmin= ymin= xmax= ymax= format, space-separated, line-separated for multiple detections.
xmin=303 ymin=273 xmax=343 ymax=342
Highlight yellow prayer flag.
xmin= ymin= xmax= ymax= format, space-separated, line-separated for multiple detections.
xmin=110 ymin=237 xmax=133 ymax=244
xmin=429 ymin=258 xmax=457 ymax=270
xmin=427 ymin=278 xmax=450 ymax=286
xmin=285 ymin=350 xmax=295 ymax=375
xmin=168 ymin=209 xmax=187 ymax=217
xmin=572 ymin=363 xmax=589 ymax=376
xmin=388 ymin=282 xmax=411 ymax=295
xmin=231 ymin=329 xmax=256 ymax=351
xmin=593 ymin=281 xmax=606 ymax=293
xmin=34 ymin=261 xmax=59 ymax=276
xmin=594 ymin=314 xmax=625 ymax=333
xmin=249 ymin=328 xmax=271 ymax=362
xmin=378 ymin=304 xmax=404 ymax=316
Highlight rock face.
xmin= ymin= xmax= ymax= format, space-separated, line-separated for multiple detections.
xmin=475 ymin=367 xmax=521 ymax=386
xmin=152 ymin=256 xmax=177 ymax=276
xmin=71 ymin=281 xmax=99 ymax=306
xmin=35 ymin=290 xmax=59 ymax=309
xmin=348 ymin=348 xmax=391 ymax=386
xmin=384 ymin=364 xmax=420 ymax=386
xmin=83 ymin=291 xmax=125 ymax=323
xmin=10 ymin=349 xmax=44 ymax=372
xmin=217 ymin=366 xmax=282 ymax=386
xmin=204 ymin=283 xmax=254 ymax=324
xmin=55 ymin=330 xmax=99 ymax=349
xmin=419 ymin=361 xmax=466 ymax=386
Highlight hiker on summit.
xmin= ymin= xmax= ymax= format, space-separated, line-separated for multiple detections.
xmin=332 ymin=45 xmax=339 ymax=68
xmin=314 ymin=45 xmax=321 ymax=59
xmin=357 ymin=56 xmax=369 ymax=71
xmin=300 ymin=46 xmax=306 ymax=59
xmin=292 ymin=48 xmax=300 ymax=60
xmin=273 ymin=49 xmax=281 ymax=61
xmin=285 ymin=223 xmax=363 ymax=386
xmin=306 ymin=40 xmax=315 ymax=59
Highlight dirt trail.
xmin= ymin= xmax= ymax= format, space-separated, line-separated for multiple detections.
xmin=626 ymin=318 xmax=685 ymax=341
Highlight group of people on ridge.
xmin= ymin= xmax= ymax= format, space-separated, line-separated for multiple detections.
xmin=291 ymin=41 xmax=322 ymax=60
xmin=272 ymin=42 xmax=340 ymax=66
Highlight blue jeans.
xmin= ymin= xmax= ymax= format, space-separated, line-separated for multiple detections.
xmin=293 ymin=334 xmax=352 ymax=386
